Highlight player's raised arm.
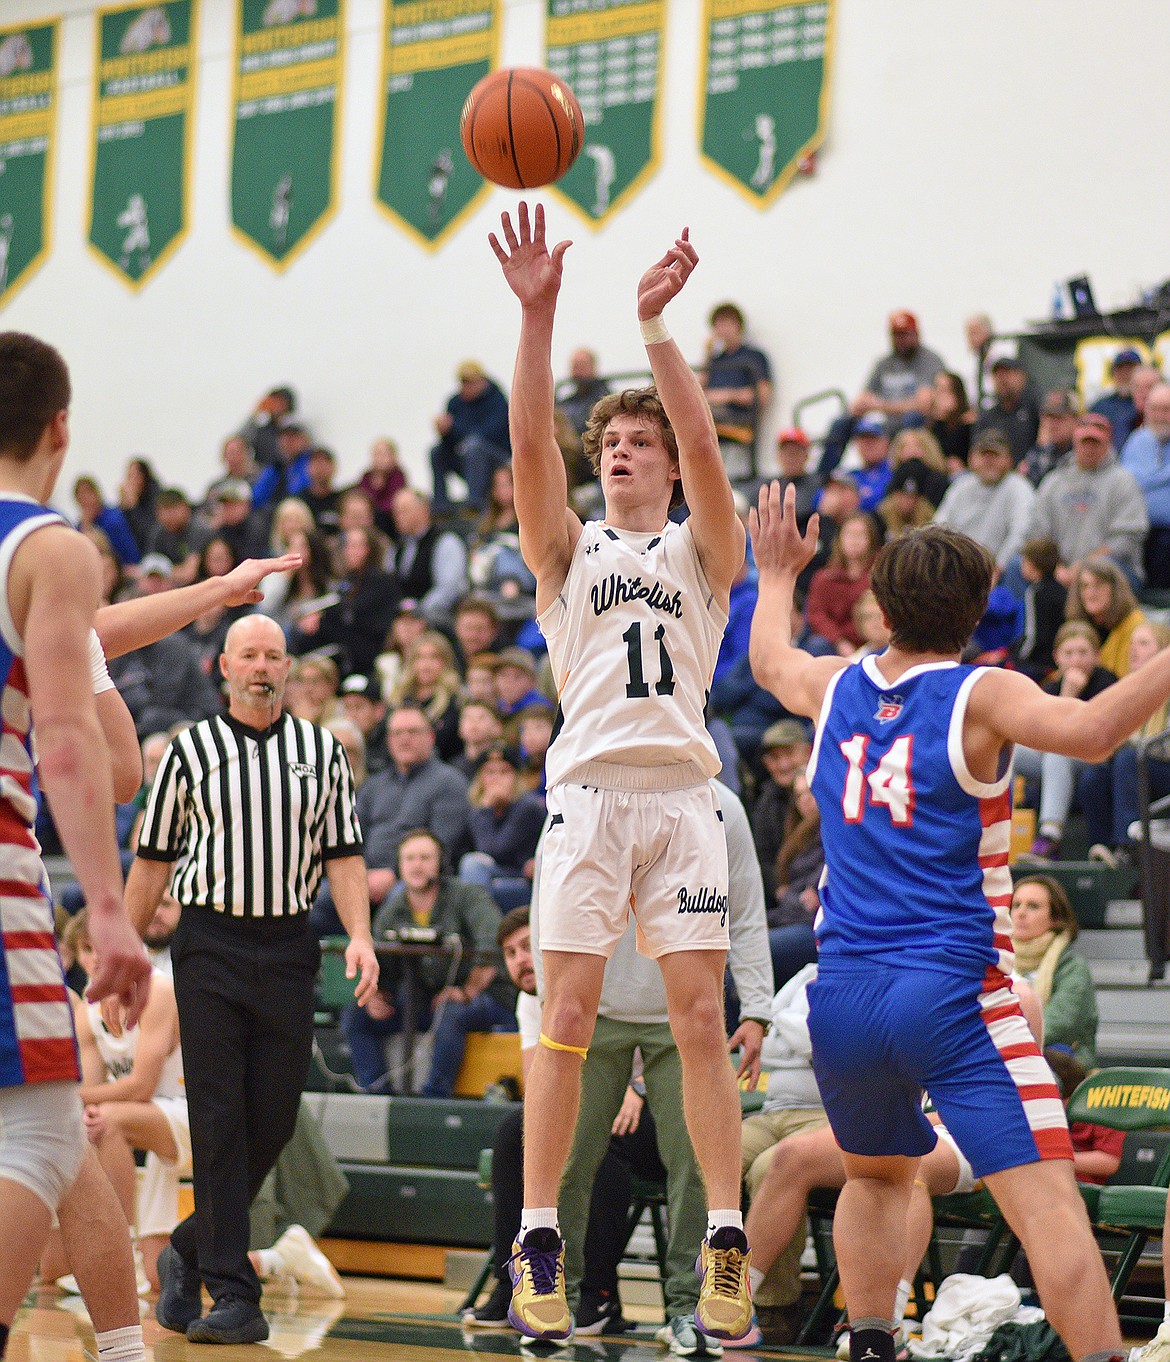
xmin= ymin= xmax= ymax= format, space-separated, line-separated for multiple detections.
xmin=490 ymin=201 xmax=581 ymax=606
xmin=749 ymin=481 xmax=845 ymax=720
xmin=638 ymin=229 xmax=744 ymax=600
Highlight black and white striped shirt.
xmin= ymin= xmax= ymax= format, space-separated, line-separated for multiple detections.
xmin=136 ymin=712 xmax=363 ymax=922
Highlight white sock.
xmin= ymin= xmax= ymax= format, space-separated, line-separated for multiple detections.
xmin=748 ymin=1266 xmax=765 ymax=1294
xmin=519 ymin=1208 xmax=559 ymax=1238
xmin=706 ymin=1210 xmax=744 ymax=1236
xmin=96 ymin=1325 xmax=145 ymax=1362
xmin=894 ymin=1278 xmax=911 ymax=1321
xmin=254 ymin=1248 xmax=282 ymax=1279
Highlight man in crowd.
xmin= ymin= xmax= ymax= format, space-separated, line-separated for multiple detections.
xmin=934 ymin=430 xmax=1036 ymax=573
xmin=341 ymin=829 xmax=515 ymax=1095
xmin=848 ymin=414 xmax=893 ymax=513
xmin=339 ymin=674 xmax=389 ymax=776
xmin=390 ymin=488 xmax=469 ymax=624
xmin=1091 ymin=348 xmax=1142 ymax=449
xmin=430 ymin=360 xmax=512 ymax=513
xmin=974 ymin=355 xmax=1040 ymax=465
xmin=700 ymin=302 xmax=773 ymax=480
xmin=852 ymin=310 xmax=945 ymax=426
xmin=1121 ymin=381 xmax=1170 ymax=588
xmin=557 ymin=348 xmax=611 ymax=439
xmin=1022 ymin=389 xmax=1079 ymax=488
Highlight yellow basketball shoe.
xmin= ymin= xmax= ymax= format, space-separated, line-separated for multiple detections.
xmin=507 ymin=1229 xmax=572 ymax=1341
xmin=695 ymin=1226 xmax=753 ymax=1341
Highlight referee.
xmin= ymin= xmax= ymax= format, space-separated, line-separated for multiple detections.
xmin=125 ymin=614 xmax=378 ymax=1345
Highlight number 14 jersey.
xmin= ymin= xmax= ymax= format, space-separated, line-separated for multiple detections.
xmin=539 ymin=520 xmax=726 ymax=790
xmin=808 ymin=655 xmax=1015 ymax=981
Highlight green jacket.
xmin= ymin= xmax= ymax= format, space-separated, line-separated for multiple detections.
xmin=1043 ymin=947 xmax=1098 ymax=1071
xmin=372 ymin=876 xmax=515 ymax=1009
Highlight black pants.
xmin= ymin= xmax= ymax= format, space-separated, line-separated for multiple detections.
xmin=170 ymin=910 xmax=319 ymax=1304
xmin=491 ymin=1102 xmax=666 ymax=1294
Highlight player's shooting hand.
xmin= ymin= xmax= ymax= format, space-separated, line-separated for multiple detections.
xmin=729 ymin=1019 xmax=765 ymax=1089
xmin=749 ymin=481 xmax=819 ymax=581
xmin=611 ymin=1085 xmax=643 ymax=1135
xmin=219 ymin=554 xmax=304 ymax=606
xmin=637 ymin=228 xmax=697 ymax=321
xmin=347 ymin=936 xmax=380 ymax=1008
xmin=85 ymin=908 xmax=152 ymax=1030
xmin=489 ymin=201 xmax=571 ymax=310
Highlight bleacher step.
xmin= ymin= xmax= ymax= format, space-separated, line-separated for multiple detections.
xmin=1090 ymin=960 xmax=1153 ymax=987
xmin=1080 ymin=928 xmax=1146 ymax=961
xmin=1106 ymin=899 xmax=1144 ymax=928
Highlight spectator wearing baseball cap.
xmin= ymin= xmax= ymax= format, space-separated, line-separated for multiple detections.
xmin=1025 ymin=409 xmax=1149 ymax=590
xmin=430 ymin=359 xmax=511 ymax=513
xmin=974 ymin=353 xmax=1040 ymax=465
xmin=494 ymin=647 xmax=546 ymax=725
xmin=848 ymin=413 xmax=894 ymax=513
xmin=773 ymin=428 xmax=820 ymax=529
xmin=750 ymin=720 xmax=813 ymax=907
xmin=1091 ymin=346 xmax=1145 ymax=449
xmin=1023 ymin=389 xmax=1081 ymax=488
xmin=934 ymin=430 xmax=1036 ymax=571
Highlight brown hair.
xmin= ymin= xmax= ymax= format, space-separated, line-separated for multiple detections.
xmin=1021 ymin=536 xmax=1060 ymax=578
xmin=497 ymin=905 xmax=530 ymax=948
xmin=582 ymin=387 xmax=683 ymax=508
xmin=1066 ymin=558 xmax=1139 ymax=635
xmin=827 ymin=511 xmax=882 ymax=572
xmin=0 ymin=332 xmax=71 ymax=461
xmin=61 ymin=908 xmax=91 ymax=960
xmin=775 ymin=776 xmax=820 ymax=886
xmin=1012 ymin=873 xmax=1079 ymax=940
xmin=870 ymin=525 xmax=995 ymax=654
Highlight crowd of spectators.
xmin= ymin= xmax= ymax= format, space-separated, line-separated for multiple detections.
xmin=50 ymin=308 xmax=1170 ymax=1097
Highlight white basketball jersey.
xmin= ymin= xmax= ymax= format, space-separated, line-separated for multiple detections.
xmin=86 ymin=968 xmax=184 ymax=1100
xmin=540 ymin=519 xmax=727 ymax=788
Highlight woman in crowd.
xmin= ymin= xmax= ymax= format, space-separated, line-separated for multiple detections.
xmin=467 ymin=463 xmax=538 ymax=605
xmin=260 ymin=526 xmax=335 ymax=633
xmin=325 ymin=716 xmax=368 ymax=789
xmin=375 ymin=601 xmax=429 ymax=699
xmin=804 ymin=511 xmax=882 ymax=656
xmin=1017 ymin=620 xmax=1117 ymax=860
xmin=357 ymin=437 xmax=407 ymax=536
xmin=83 ymin=525 xmax=129 ymax=605
xmin=1010 ymin=874 xmax=1099 ymax=1069
xmin=927 ymin=370 xmax=974 ymax=472
xmin=390 ymin=630 xmax=463 ymax=761
xmin=298 ymin=526 xmax=398 ymax=675
xmin=195 ymin=534 xmax=239 ymax=583
xmin=285 ymin=654 xmax=342 ymax=726
xmin=118 ymin=456 xmax=160 ymax=555
xmin=766 ymin=769 xmax=823 ymax=988
xmin=1065 ymin=558 xmax=1146 ymax=678
xmin=458 ymin=743 xmax=545 ymax=911
xmin=1077 ymin=619 xmax=1170 ymax=866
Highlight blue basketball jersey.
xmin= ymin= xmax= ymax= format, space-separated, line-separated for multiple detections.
xmin=808 ymin=655 xmax=1014 ymax=980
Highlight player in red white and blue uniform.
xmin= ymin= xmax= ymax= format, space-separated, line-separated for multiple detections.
xmin=745 ymin=483 xmax=1162 ymax=1362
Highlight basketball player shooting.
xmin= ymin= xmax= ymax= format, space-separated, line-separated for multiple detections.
xmin=745 ymin=482 xmax=1167 ymax=1362
xmin=488 ymin=201 xmax=752 ymax=1343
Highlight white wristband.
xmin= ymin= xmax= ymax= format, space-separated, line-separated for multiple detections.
xmin=89 ymin=628 xmax=115 ymax=695
xmin=639 ymin=315 xmax=670 ymax=346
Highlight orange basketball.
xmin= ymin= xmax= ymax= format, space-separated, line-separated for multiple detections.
xmin=460 ymin=67 xmax=584 ymax=190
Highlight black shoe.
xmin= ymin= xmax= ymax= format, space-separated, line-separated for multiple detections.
xmin=575 ymin=1288 xmax=632 ymax=1336
xmin=462 ymin=1276 xmax=512 ymax=1328
xmin=156 ymin=1244 xmax=203 ymax=1334
xmin=186 ymin=1295 xmax=270 ymax=1345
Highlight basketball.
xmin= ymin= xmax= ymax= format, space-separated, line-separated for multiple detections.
xmin=460 ymin=67 xmax=584 ymax=190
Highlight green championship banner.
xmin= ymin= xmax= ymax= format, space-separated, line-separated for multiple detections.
xmin=231 ymin=0 xmax=344 ymax=270
xmin=699 ymin=0 xmax=833 ymax=206
xmin=375 ymin=0 xmax=497 ymax=249
xmin=546 ymin=0 xmax=665 ymax=228
xmin=0 ymin=21 xmax=58 ymax=307
xmin=88 ymin=1 xmax=197 ymax=288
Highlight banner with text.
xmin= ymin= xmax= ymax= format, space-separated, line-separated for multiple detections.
xmin=89 ymin=1 xmax=197 ymax=287
xmin=0 ymin=20 xmax=58 ymax=307
xmin=375 ymin=0 xmax=496 ymax=249
xmin=231 ymin=0 xmax=344 ymax=269
xmin=699 ymin=0 xmax=832 ymax=205
xmin=546 ymin=0 xmax=665 ymax=227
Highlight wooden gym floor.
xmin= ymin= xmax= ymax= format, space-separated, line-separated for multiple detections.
xmin=7 ymin=1271 xmax=1156 ymax=1360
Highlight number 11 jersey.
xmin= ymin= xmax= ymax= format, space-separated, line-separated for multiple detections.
xmin=538 ymin=519 xmax=726 ymax=790
xmin=808 ymin=655 xmax=1015 ymax=981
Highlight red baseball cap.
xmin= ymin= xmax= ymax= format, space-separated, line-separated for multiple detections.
xmin=1076 ymin=412 xmax=1113 ymax=441
xmin=776 ymin=427 xmax=809 ymax=448
xmin=889 ymin=310 xmax=918 ymax=334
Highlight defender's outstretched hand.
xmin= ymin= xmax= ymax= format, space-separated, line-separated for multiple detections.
xmin=637 ymin=228 xmax=698 ymax=321
xmin=489 ymin=201 xmax=572 ymax=310
xmin=750 ymin=481 xmax=820 ymax=579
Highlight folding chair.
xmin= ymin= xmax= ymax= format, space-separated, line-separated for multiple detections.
xmin=1067 ymin=1066 xmax=1170 ymax=1325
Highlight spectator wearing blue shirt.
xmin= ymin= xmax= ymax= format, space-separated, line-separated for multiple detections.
xmin=430 ymin=360 xmax=511 ymax=512
xmin=849 ymin=413 xmax=893 ymax=511
xmin=73 ymin=475 xmax=141 ymax=566
xmin=251 ymin=424 xmax=314 ymax=509
xmin=1121 ymin=381 xmax=1170 ymax=587
xmin=1091 ymin=349 xmax=1142 ymax=451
